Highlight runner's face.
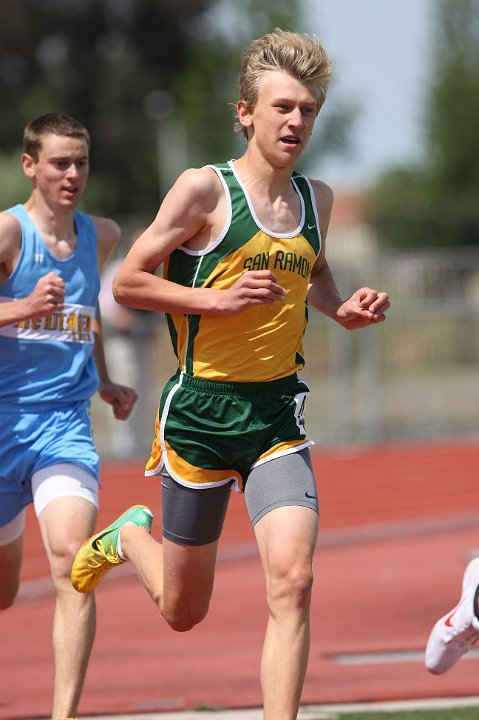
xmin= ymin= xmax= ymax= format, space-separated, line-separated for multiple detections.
xmin=242 ymin=70 xmax=319 ymax=166
xmin=23 ymin=133 xmax=90 ymax=209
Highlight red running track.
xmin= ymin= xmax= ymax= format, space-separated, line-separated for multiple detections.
xmin=2 ymin=440 xmax=479 ymax=718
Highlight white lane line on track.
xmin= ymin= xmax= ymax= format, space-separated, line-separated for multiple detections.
xmin=327 ymin=647 xmax=479 ymax=664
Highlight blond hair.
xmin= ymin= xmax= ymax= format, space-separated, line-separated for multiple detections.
xmin=235 ymin=28 xmax=331 ymax=137
xmin=23 ymin=113 xmax=90 ymax=160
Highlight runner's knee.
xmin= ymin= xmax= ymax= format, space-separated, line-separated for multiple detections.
xmin=266 ymin=563 xmax=314 ymax=616
xmin=48 ymin=535 xmax=86 ymax=583
xmin=161 ymin=597 xmax=210 ymax=632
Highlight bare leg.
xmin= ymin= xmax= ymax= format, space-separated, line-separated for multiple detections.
xmin=120 ymin=525 xmax=219 ymax=631
xmin=0 ymin=532 xmax=23 ymax=609
xmin=254 ymin=505 xmax=318 ymax=720
xmin=38 ymin=496 xmax=97 ymax=720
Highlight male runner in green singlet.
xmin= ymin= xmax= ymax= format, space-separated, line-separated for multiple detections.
xmin=72 ymin=29 xmax=390 ymax=720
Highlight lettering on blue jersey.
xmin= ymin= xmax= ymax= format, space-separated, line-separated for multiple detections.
xmin=70 ymin=332 xmax=94 ymax=342
xmin=34 ymin=253 xmax=44 ymax=263
xmin=16 ymin=317 xmax=41 ymax=330
xmin=16 ymin=311 xmax=92 ymax=341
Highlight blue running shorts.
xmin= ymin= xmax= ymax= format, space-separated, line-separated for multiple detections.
xmin=0 ymin=401 xmax=99 ymax=526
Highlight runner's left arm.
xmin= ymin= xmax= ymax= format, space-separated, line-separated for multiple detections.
xmin=307 ymin=181 xmax=389 ymax=329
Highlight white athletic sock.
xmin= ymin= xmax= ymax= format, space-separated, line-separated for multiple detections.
xmin=116 ymin=527 xmax=126 ymax=560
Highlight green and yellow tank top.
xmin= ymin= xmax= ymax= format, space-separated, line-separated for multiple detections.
xmin=164 ymin=160 xmax=321 ymax=382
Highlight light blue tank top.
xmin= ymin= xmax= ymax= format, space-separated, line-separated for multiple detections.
xmin=0 ymin=204 xmax=100 ymax=408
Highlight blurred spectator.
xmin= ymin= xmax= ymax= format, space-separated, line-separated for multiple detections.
xmin=99 ymin=230 xmax=156 ymax=457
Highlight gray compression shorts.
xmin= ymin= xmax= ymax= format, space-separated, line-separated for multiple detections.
xmin=161 ymin=448 xmax=318 ymax=546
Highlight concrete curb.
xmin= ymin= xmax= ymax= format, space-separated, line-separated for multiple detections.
xmin=78 ymin=695 xmax=479 ymax=719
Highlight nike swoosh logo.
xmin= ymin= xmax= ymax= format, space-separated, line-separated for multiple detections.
xmin=92 ymin=529 xmax=114 ymax=551
xmin=307 ymin=224 xmax=316 ymax=230
xmin=92 ymin=536 xmax=103 ymax=551
xmin=444 ymin=599 xmax=465 ymax=627
xmin=305 ymin=491 xmax=317 ymax=499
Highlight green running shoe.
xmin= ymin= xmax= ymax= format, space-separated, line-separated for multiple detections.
xmin=71 ymin=505 xmax=153 ymax=593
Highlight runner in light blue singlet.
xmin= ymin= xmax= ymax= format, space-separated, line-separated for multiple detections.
xmin=0 ymin=113 xmax=137 ymax=720
xmin=0 ymin=205 xmax=100 ymax=524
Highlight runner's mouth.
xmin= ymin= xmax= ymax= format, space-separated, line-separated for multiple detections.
xmin=281 ymin=136 xmax=300 ymax=146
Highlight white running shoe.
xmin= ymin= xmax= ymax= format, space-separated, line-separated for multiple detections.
xmin=425 ymin=558 xmax=479 ymax=674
